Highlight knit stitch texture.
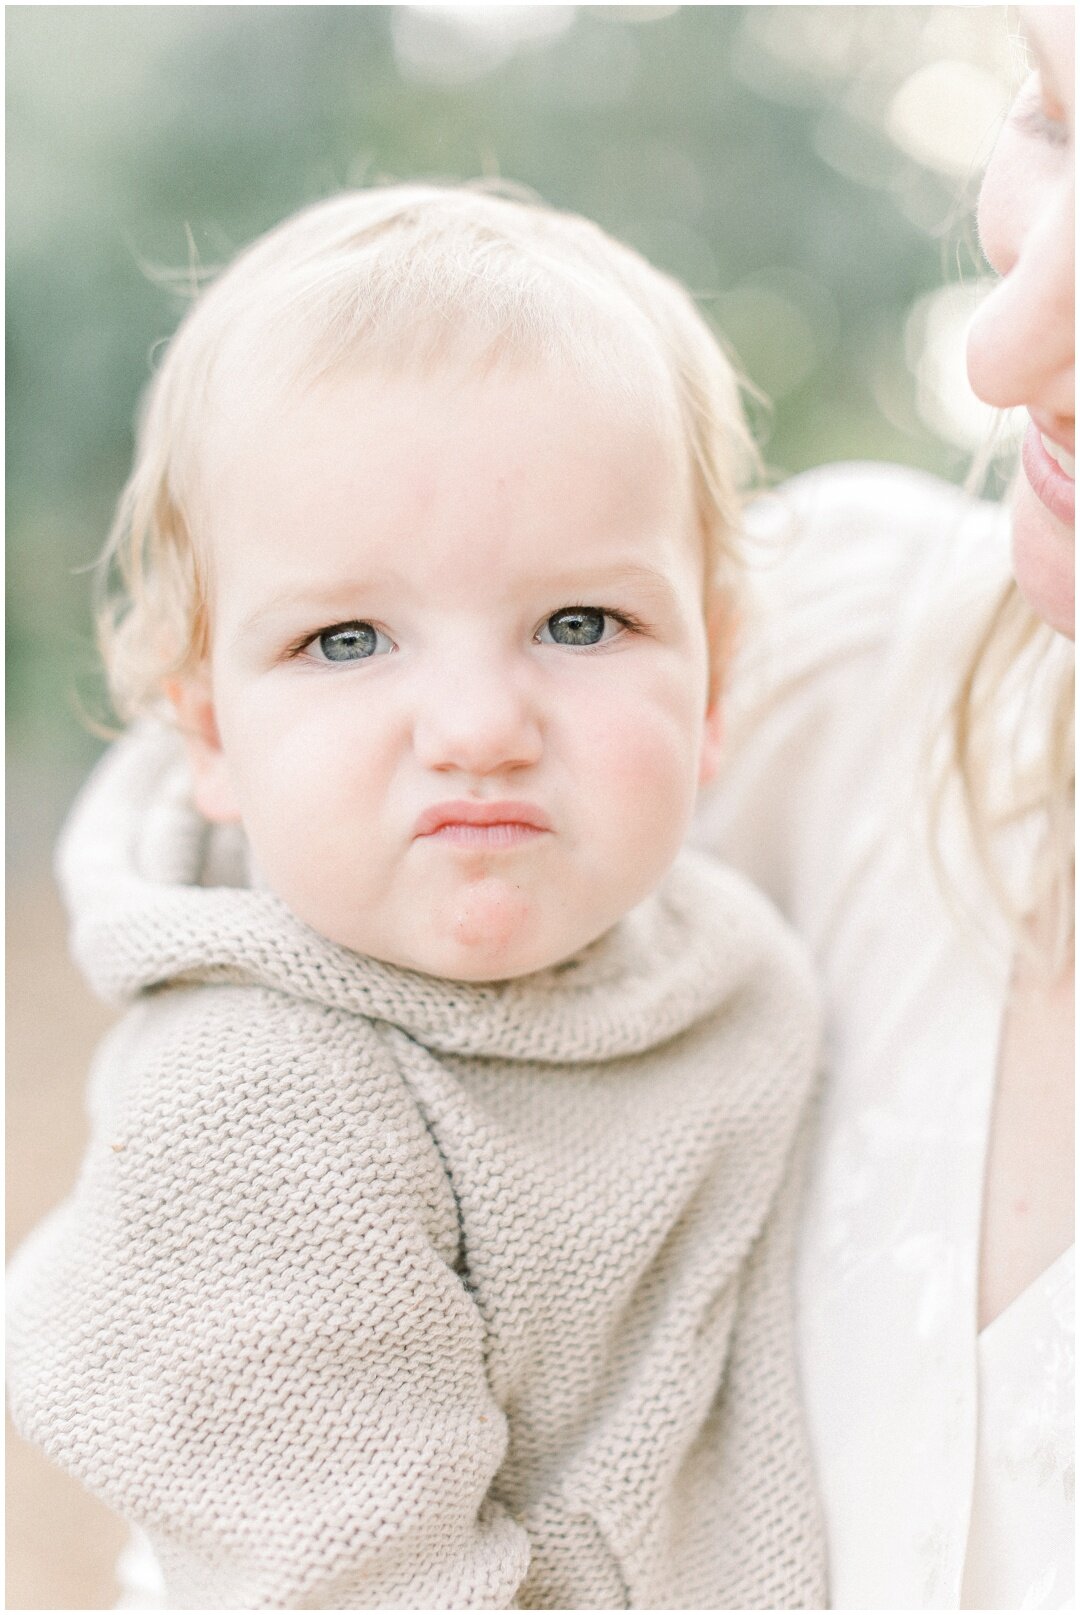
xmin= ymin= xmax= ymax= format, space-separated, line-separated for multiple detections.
xmin=8 ymin=723 xmax=826 ymax=1609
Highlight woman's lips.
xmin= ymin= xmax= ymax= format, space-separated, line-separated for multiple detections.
xmin=413 ymin=800 xmax=553 ymax=849
xmin=1021 ymin=419 xmax=1076 ymax=528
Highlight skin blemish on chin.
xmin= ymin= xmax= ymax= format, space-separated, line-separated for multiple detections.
xmin=448 ymin=877 xmax=531 ymax=953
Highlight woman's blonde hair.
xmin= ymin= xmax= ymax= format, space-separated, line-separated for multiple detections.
xmin=939 ymin=565 xmax=1074 ymax=971
xmin=98 ymin=183 xmax=757 ymax=722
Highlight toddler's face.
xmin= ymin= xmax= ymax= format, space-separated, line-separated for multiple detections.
xmin=178 ymin=363 xmax=723 ymax=980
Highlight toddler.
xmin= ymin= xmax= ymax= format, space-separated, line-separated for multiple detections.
xmin=8 ymin=186 xmax=824 ymax=1610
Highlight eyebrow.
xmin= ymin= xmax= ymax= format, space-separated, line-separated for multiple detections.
xmin=233 ymin=561 xmax=684 ymax=643
xmin=519 ymin=562 xmax=684 ymax=602
xmin=234 ymin=584 xmax=377 ymax=643
xmin=1021 ymin=15 xmax=1065 ymax=101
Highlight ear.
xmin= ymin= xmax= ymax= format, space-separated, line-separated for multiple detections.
xmin=164 ymin=669 xmax=242 ymax=824
xmin=698 ymin=597 xmax=738 ymax=788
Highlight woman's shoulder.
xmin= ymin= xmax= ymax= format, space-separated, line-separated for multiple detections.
xmin=737 ymin=460 xmax=1009 ymax=681
xmin=749 ymin=457 xmax=1000 ymax=545
xmin=695 ymin=460 xmax=1010 ymax=917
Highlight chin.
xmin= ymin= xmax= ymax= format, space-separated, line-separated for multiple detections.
xmin=429 ymin=955 xmax=540 ymax=985
xmin=398 ymin=878 xmax=586 ymax=984
xmin=404 ymin=936 xmax=557 ymax=985
xmin=1011 ymin=482 xmax=1075 ymax=640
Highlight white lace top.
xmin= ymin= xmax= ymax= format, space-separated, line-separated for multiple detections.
xmin=963 ymin=1248 xmax=1074 ymax=1610
xmin=694 ymin=462 xmax=1074 ymax=1610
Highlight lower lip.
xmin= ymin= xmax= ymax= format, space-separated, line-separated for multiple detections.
xmin=419 ymin=824 xmax=549 ymax=849
xmin=1021 ymin=422 xmax=1075 ymax=528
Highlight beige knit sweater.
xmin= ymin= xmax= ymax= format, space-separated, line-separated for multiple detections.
xmin=8 ymin=724 xmax=825 ymax=1611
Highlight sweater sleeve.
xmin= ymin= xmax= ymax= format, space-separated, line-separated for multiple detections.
xmin=7 ymin=983 xmax=530 ymax=1610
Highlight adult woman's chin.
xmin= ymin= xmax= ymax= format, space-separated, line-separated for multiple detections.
xmin=1010 ymin=450 xmax=1075 ymax=640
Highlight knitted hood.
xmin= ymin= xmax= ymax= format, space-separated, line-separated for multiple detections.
xmin=57 ymin=722 xmax=810 ymax=1066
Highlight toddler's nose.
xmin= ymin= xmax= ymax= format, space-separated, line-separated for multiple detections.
xmin=412 ymin=661 xmax=543 ymax=777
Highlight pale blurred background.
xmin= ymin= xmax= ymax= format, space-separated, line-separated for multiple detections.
xmin=7 ymin=6 xmax=1021 ymax=1606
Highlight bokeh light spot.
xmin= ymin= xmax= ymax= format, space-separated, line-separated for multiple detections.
xmin=905 ymin=280 xmax=1013 ymax=450
xmin=887 ymin=60 xmax=1006 ymax=176
xmin=392 ymin=6 xmax=575 ymax=88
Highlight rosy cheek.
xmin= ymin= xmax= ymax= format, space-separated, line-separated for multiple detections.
xmin=580 ymin=687 xmax=699 ymax=806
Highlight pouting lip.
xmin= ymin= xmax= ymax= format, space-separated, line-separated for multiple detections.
xmin=1021 ymin=420 xmax=1076 ymax=528
xmin=413 ymin=799 xmax=553 ymax=838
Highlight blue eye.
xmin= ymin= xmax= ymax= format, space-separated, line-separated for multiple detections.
xmin=308 ymin=621 xmax=392 ymax=662
xmin=540 ymin=607 xmax=613 ymax=647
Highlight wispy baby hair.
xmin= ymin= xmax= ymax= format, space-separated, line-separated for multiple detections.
xmin=98 ymin=183 xmax=758 ymax=720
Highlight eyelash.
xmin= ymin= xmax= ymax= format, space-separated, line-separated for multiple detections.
xmin=285 ymin=625 xmax=374 ymax=660
xmin=285 ymin=607 xmax=647 ymax=661
xmin=1014 ymin=97 xmax=1070 ymax=149
xmin=538 ymin=606 xmax=645 ymax=644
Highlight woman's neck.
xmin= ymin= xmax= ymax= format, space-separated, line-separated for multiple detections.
xmin=977 ymin=922 xmax=1074 ymax=1331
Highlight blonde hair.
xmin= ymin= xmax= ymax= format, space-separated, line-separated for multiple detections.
xmin=98 ymin=183 xmax=757 ymax=721
xmin=939 ymin=570 xmax=1074 ymax=971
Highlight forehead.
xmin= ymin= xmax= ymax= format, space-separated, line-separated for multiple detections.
xmin=201 ymin=355 xmax=698 ymax=593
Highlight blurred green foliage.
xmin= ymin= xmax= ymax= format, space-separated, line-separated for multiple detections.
xmin=7 ymin=4 xmax=1010 ymax=841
